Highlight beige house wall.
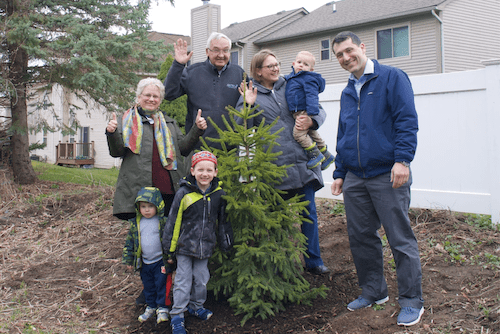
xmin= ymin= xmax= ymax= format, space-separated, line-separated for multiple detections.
xmin=258 ymin=14 xmax=442 ymax=84
xmin=191 ymin=3 xmax=221 ymax=64
xmin=442 ymin=0 xmax=500 ymax=72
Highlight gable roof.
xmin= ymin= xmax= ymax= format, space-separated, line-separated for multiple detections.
xmin=227 ymin=0 xmax=449 ymax=45
xmin=222 ymin=8 xmax=306 ymax=43
xmin=148 ymin=31 xmax=191 ymax=47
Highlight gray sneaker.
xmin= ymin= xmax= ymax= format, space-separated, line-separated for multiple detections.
xmin=157 ymin=307 xmax=169 ymax=324
xmin=347 ymin=296 xmax=389 ymax=311
xmin=397 ymin=307 xmax=424 ymax=326
xmin=138 ymin=306 xmax=156 ymax=322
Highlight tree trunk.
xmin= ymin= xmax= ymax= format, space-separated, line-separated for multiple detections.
xmin=9 ymin=42 xmax=37 ymax=184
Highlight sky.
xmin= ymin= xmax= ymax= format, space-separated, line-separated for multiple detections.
xmin=149 ymin=0 xmax=331 ymax=36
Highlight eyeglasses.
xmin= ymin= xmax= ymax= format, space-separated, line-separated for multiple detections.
xmin=208 ymin=48 xmax=230 ymax=55
xmin=260 ymin=63 xmax=280 ymax=70
xmin=141 ymin=94 xmax=161 ymax=100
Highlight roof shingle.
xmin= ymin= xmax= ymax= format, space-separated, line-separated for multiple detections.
xmin=223 ymin=0 xmax=448 ymax=44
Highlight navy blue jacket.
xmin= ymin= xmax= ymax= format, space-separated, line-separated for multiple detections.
xmin=333 ymin=60 xmax=418 ymax=179
xmin=285 ymin=69 xmax=325 ymax=116
xmin=164 ymin=59 xmax=245 ymax=150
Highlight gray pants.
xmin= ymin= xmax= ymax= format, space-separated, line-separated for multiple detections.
xmin=292 ymin=111 xmax=326 ymax=149
xmin=343 ymin=171 xmax=423 ymax=309
xmin=169 ymin=254 xmax=209 ymax=318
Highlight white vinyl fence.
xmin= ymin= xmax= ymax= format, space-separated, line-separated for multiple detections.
xmin=316 ymin=59 xmax=500 ymax=223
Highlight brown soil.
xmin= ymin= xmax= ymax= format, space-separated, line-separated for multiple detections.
xmin=1 ymin=169 xmax=499 ymax=333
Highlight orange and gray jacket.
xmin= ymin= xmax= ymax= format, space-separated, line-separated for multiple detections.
xmin=162 ymin=174 xmax=233 ymax=259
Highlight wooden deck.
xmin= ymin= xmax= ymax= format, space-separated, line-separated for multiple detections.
xmin=55 ymin=141 xmax=95 ymax=166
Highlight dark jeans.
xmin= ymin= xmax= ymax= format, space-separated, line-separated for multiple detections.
xmin=281 ymin=182 xmax=324 ymax=269
xmin=140 ymin=259 xmax=167 ymax=309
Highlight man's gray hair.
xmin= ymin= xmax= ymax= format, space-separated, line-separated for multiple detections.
xmin=206 ymin=32 xmax=231 ymax=49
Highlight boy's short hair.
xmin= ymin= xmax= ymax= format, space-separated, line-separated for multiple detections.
xmin=191 ymin=151 xmax=217 ymax=168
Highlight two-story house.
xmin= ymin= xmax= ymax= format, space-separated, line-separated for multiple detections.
xmin=27 ymin=0 xmax=500 ymax=169
xmin=218 ymin=0 xmax=499 ymax=83
xmin=191 ymin=0 xmax=500 ymax=221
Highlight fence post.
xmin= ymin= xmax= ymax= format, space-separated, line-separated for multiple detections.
xmin=483 ymin=59 xmax=500 ymax=224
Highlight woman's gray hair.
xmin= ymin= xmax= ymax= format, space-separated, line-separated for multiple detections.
xmin=206 ymin=32 xmax=231 ymax=49
xmin=135 ymin=78 xmax=165 ymax=103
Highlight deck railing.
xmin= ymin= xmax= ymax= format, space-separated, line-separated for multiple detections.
xmin=56 ymin=141 xmax=95 ymax=166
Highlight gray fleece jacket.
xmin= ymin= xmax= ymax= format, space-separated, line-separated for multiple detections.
xmin=235 ymin=76 xmax=325 ymax=192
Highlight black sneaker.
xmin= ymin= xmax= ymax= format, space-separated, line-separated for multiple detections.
xmin=307 ymin=264 xmax=330 ymax=275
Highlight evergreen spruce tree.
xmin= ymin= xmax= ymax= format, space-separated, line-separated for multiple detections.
xmin=1 ymin=0 xmax=174 ymax=184
xmin=203 ymin=91 xmax=328 ymax=325
xmin=157 ymin=54 xmax=187 ymax=132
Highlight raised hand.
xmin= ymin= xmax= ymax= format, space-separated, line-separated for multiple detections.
xmin=238 ymin=80 xmax=257 ymax=106
xmin=106 ymin=112 xmax=118 ymax=133
xmin=195 ymin=109 xmax=207 ymax=130
xmin=174 ymin=38 xmax=193 ymax=65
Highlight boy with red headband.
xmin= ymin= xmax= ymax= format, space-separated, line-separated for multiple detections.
xmin=162 ymin=151 xmax=233 ymax=334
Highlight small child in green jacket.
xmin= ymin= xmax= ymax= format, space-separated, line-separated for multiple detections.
xmin=122 ymin=186 xmax=173 ymax=324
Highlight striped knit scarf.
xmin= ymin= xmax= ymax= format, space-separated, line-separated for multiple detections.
xmin=122 ymin=105 xmax=177 ymax=170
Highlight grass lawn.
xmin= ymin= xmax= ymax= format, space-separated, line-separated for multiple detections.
xmin=32 ymin=161 xmax=119 ymax=186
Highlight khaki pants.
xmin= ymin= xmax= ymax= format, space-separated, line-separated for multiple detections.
xmin=292 ymin=110 xmax=326 ymax=149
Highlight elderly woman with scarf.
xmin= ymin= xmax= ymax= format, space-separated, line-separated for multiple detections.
xmin=106 ymin=78 xmax=207 ymax=221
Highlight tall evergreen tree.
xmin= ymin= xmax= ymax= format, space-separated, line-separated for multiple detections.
xmin=204 ymin=93 xmax=328 ymax=325
xmin=0 ymin=0 xmax=174 ymax=184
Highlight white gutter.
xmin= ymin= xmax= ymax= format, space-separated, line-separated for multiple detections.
xmin=235 ymin=42 xmax=245 ymax=69
xmin=432 ymin=8 xmax=445 ymax=73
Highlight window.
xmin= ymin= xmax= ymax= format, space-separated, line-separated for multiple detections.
xmin=230 ymin=51 xmax=239 ymax=65
xmin=320 ymin=39 xmax=330 ymax=61
xmin=80 ymin=127 xmax=90 ymax=157
xmin=377 ymin=26 xmax=409 ymax=59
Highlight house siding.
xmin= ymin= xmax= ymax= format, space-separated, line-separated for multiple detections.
xmin=0 ymin=106 xmax=9 ymax=126
xmin=255 ymin=14 xmax=441 ymax=85
xmin=370 ymin=15 xmax=440 ymax=76
xmin=224 ymin=11 xmax=306 ymax=75
xmin=191 ymin=4 xmax=221 ymax=64
xmin=442 ymin=0 xmax=500 ymax=72
xmin=29 ymin=85 xmax=119 ymax=169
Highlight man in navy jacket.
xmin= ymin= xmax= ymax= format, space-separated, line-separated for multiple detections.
xmin=164 ymin=32 xmax=245 ymax=151
xmin=331 ymin=31 xmax=423 ymax=327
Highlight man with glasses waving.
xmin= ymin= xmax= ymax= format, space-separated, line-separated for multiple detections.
xmin=164 ymin=32 xmax=245 ymax=151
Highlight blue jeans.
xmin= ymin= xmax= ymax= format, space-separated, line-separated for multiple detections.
xmin=343 ymin=171 xmax=423 ymax=309
xmin=282 ymin=182 xmax=324 ymax=269
xmin=140 ymin=259 xmax=167 ymax=309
